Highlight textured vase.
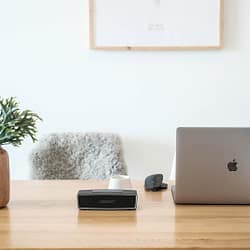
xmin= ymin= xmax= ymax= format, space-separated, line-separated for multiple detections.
xmin=0 ymin=146 xmax=10 ymax=208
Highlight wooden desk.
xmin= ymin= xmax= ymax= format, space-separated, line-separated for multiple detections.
xmin=0 ymin=180 xmax=250 ymax=250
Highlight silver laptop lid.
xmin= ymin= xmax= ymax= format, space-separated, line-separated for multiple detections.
xmin=174 ymin=127 xmax=250 ymax=204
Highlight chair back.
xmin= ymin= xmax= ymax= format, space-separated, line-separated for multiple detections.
xmin=30 ymin=133 xmax=127 ymax=180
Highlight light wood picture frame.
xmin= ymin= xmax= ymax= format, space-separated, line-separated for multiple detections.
xmin=89 ymin=0 xmax=223 ymax=51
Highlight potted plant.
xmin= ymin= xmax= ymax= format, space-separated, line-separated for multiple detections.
xmin=0 ymin=97 xmax=42 ymax=208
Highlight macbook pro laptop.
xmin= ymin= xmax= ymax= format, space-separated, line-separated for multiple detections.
xmin=172 ymin=127 xmax=250 ymax=204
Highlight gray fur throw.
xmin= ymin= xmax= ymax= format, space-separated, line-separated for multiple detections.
xmin=30 ymin=133 xmax=127 ymax=180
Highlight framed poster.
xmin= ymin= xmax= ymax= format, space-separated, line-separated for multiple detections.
xmin=89 ymin=0 xmax=223 ymax=50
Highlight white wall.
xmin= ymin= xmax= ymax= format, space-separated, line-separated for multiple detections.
xmin=0 ymin=0 xmax=250 ymax=180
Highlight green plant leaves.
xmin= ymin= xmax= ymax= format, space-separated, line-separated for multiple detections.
xmin=0 ymin=97 xmax=42 ymax=147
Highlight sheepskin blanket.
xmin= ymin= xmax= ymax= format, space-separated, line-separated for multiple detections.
xmin=30 ymin=133 xmax=127 ymax=180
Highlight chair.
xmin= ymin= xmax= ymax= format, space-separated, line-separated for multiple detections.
xmin=30 ymin=133 xmax=127 ymax=180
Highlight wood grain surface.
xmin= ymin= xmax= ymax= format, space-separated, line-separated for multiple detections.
xmin=0 ymin=180 xmax=250 ymax=250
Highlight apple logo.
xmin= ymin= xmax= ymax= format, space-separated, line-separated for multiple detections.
xmin=227 ymin=159 xmax=238 ymax=172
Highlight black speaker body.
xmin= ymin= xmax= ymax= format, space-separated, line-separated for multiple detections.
xmin=77 ymin=189 xmax=137 ymax=210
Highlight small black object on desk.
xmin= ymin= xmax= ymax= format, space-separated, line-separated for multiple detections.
xmin=144 ymin=174 xmax=168 ymax=192
xmin=78 ymin=189 xmax=137 ymax=210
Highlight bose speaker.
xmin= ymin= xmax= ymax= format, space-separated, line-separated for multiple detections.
xmin=77 ymin=189 xmax=137 ymax=210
